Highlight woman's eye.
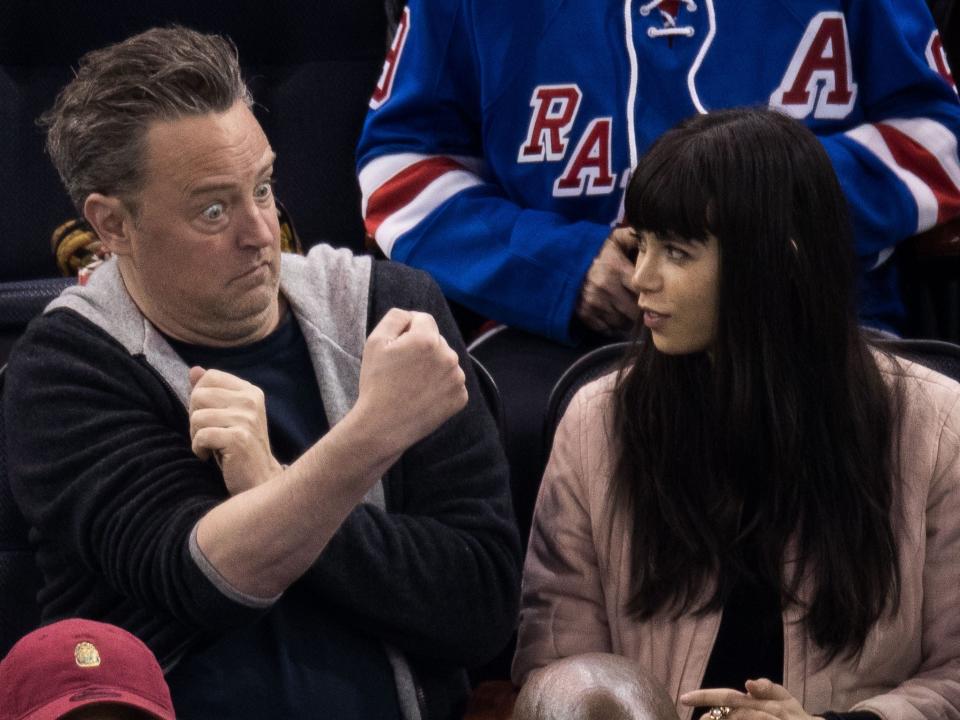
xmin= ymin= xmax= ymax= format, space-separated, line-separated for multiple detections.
xmin=254 ymin=181 xmax=273 ymax=200
xmin=202 ymin=203 xmax=225 ymax=221
xmin=665 ymin=245 xmax=689 ymax=261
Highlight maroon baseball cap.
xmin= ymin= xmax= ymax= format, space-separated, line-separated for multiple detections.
xmin=0 ymin=619 xmax=175 ymax=720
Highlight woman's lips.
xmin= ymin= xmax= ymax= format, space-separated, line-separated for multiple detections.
xmin=643 ymin=309 xmax=669 ymax=330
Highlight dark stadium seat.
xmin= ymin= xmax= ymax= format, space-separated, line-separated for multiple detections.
xmin=466 ymin=326 xmax=600 ymax=551
xmin=0 ymin=366 xmax=42 ymax=658
xmin=873 ymin=334 xmax=960 ymax=381
xmin=897 ymin=217 xmax=960 ymax=344
xmin=0 ymin=279 xmax=72 ymax=366
xmin=542 ymin=342 xmax=632 ymax=467
xmin=470 ymin=353 xmax=507 ymax=448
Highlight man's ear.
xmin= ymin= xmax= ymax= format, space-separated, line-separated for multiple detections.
xmin=83 ymin=193 xmax=135 ymax=256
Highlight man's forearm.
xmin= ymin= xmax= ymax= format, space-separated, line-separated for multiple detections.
xmin=194 ymin=406 xmax=400 ymax=599
xmin=194 ymin=305 xmax=467 ymax=600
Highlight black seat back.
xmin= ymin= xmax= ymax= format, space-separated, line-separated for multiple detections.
xmin=0 ymin=366 xmax=42 ymax=658
xmin=469 ymin=353 xmax=507 ymax=448
xmin=542 ymin=342 xmax=632 ymax=469
xmin=467 ymin=326 xmax=599 ymax=549
xmin=873 ymin=336 xmax=960 ymax=381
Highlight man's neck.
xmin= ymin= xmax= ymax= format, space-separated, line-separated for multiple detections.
xmin=158 ymin=297 xmax=289 ymax=348
xmin=117 ymin=263 xmax=287 ymax=348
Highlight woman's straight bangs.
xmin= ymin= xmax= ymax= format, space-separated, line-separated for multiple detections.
xmin=625 ymin=140 xmax=715 ymax=244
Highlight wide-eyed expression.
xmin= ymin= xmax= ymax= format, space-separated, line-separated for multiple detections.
xmin=109 ymin=101 xmax=282 ymax=346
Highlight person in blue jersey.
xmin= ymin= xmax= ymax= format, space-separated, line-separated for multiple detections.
xmin=357 ymin=0 xmax=960 ymax=343
xmin=513 ymin=108 xmax=960 ymax=720
xmin=4 ymin=26 xmax=520 ymax=720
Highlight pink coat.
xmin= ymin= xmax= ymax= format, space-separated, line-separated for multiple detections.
xmin=513 ymin=358 xmax=960 ymax=720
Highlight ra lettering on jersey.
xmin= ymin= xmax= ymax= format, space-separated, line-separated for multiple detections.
xmin=518 ymin=85 xmax=617 ymax=198
xmin=926 ymin=30 xmax=957 ymax=94
xmin=370 ymin=6 xmax=411 ymax=110
xmin=771 ymin=11 xmax=858 ymax=120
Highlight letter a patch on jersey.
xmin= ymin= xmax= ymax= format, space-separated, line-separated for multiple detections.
xmin=518 ymin=85 xmax=583 ymax=162
xmin=553 ymin=118 xmax=616 ymax=197
xmin=370 ymin=6 xmax=411 ymax=110
xmin=771 ymin=12 xmax=858 ymax=120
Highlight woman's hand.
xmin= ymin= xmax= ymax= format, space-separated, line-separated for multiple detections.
xmin=681 ymin=678 xmax=822 ymax=720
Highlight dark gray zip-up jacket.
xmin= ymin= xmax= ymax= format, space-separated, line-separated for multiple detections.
xmin=4 ymin=244 xmax=521 ymax=720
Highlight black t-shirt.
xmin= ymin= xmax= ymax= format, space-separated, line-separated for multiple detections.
xmin=694 ymin=557 xmax=783 ymax=718
xmin=695 ymin=541 xmax=878 ymax=720
xmin=163 ymin=314 xmax=402 ymax=719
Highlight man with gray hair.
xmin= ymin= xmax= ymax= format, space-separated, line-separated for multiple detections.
xmin=4 ymin=26 xmax=520 ymax=719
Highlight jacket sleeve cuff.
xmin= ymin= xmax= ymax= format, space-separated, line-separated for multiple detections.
xmin=188 ymin=523 xmax=282 ymax=609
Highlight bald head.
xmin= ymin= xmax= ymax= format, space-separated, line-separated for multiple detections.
xmin=513 ymin=654 xmax=679 ymax=720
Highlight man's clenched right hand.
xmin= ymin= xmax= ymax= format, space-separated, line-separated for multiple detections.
xmin=355 ymin=308 xmax=468 ymax=456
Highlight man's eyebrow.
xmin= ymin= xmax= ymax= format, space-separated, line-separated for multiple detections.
xmin=184 ymin=153 xmax=277 ymax=197
xmin=258 ymin=152 xmax=277 ymax=177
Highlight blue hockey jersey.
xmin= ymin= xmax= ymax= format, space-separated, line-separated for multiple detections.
xmin=357 ymin=0 xmax=960 ymax=342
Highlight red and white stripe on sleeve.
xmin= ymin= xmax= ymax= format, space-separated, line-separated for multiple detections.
xmin=845 ymin=117 xmax=960 ymax=233
xmin=359 ymin=153 xmax=485 ymax=257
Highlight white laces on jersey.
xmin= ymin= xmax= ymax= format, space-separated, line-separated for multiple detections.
xmin=639 ymin=0 xmax=697 ymax=38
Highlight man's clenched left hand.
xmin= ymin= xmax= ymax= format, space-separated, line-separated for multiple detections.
xmin=188 ymin=366 xmax=284 ymax=495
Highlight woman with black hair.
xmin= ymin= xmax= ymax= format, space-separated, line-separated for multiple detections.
xmin=512 ymin=108 xmax=960 ymax=720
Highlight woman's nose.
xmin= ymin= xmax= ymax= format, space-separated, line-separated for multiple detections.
xmin=630 ymin=250 xmax=661 ymax=294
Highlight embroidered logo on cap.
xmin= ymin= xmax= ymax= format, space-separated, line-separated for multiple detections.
xmin=74 ymin=642 xmax=101 ymax=668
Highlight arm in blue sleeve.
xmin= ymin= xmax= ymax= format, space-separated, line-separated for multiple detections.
xmin=813 ymin=0 xmax=960 ymax=265
xmin=357 ymin=0 xmax=609 ymax=342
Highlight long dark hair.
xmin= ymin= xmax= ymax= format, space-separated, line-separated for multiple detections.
xmin=613 ymin=108 xmax=901 ymax=659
